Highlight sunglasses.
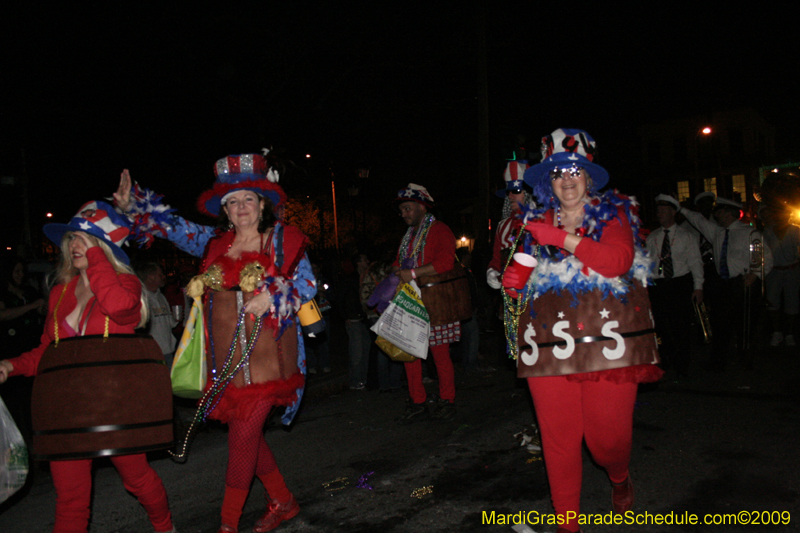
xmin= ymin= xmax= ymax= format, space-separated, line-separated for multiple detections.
xmin=507 ymin=187 xmax=524 ymax=195
xmin=549 ymin=165 xmax=584 ymax=181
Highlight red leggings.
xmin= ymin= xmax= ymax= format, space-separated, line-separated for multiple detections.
xmin=404 ymin=343 xmax=455 ymax=404
xmin=527 ymin=376 xmax=637 ymax=533
xmin=221 ymin=401 xmax=291 ymax=527
xmin=50 ymin=454 xmax=172 ymax=533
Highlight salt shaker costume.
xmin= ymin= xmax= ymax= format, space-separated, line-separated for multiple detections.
xmin=120 ymin=153 xmax=315 ymax=532
xmin=4 ymin=201 xmax=175 ymax=533
xmin=505 ymin=129 xmax=662 ymax=533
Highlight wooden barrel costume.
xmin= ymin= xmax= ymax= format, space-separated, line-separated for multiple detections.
xmin=417 ymin=263 xmax=472 ymax=326
xmin=31 ymin=335 xmax=173 ymax=461
xmin=516 ymin=280 xmax=660 ymax=377
xmin=206 ymin=291 xmax=299 ymax=389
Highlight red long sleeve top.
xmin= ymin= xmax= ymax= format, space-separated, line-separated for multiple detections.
xmin=394 ymin=221 xmax=456 ymax=273
xmin=8 ymin=247 xmax=143 ymax=377
xmin=570 ymin=209 xmax=634 ymax=277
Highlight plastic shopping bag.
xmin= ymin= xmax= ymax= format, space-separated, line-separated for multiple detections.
xmin=171 ymin=296 xmax=207 ymax=399
xmin=371 ymin=281 xmax=430 ymax=360
xmin=0 ymin=396 xmax=28 ymax=504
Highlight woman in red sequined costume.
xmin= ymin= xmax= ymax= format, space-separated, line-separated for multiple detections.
xmin=115 ymin=153 xmax=315 ymax=533
xmin=502 ymin=129 xmax=662 ymax=533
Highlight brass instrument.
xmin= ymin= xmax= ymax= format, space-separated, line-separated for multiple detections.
xmin=693 ymin=299 xmax=712 ymax=344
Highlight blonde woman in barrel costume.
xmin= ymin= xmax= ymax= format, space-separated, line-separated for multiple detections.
xmin=502 ymin=129 xmax=662 ymax=533
xmin=114 ymin=152 xmax=315 ymax=533
xmin=0 ymin=202 xmax=176 ymax=533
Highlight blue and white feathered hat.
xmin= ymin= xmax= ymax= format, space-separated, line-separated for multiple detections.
xmin=524 ymin=128 xmax=609 ymax=204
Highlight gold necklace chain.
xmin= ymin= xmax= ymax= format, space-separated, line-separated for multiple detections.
xmin=52 ymin=282 xmax=110 ymax=346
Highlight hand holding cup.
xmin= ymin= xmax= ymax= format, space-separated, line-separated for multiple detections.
xmin=502 ymin=253 xmax=537 ymax=297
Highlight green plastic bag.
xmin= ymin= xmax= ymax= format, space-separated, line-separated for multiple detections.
xmin=170 ymin=297 xmax=207 ymax=399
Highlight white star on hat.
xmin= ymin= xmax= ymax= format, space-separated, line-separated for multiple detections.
xmin=600 ymin=308 xmax=610 ymax=319
xmin=557 ymin=311 xmax=565 ymax=319
xmin=79 ymin=221 xmax=92 ymax=230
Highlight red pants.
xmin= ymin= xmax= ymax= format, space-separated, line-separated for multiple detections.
xmin=50 ymin=454 xmax=172 ymax=533
xmin=221 ymin=401 xmax=291 ymax=528
xmin=404 ymin=343 xmax=455 ymax=403
xmin=527 ymin=376 xmax=637 ymax=532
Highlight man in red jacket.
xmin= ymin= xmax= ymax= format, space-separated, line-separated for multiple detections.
xmin=393 ymin=184 xmax=458 ymax=422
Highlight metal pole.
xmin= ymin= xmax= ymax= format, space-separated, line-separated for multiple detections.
xmin=331 ymin=180 xmax=340 ymax=252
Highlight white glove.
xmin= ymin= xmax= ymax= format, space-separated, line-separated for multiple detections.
xmin=486 ymin=268 xmax=502 ymax=290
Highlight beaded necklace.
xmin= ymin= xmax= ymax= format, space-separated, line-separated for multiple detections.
xmin=207 ymin=230 xmax=272 ymax=380
xmin=398 ymin=214 xmax=436 ymax=268
xmin=501 ymin=229 xmax=540 ymax=361
xmin=555 ymin=206 xmax=587 ymax=237
xmin=171 ymin=307 xmax=263 ymax=460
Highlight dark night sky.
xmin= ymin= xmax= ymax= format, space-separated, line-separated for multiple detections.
xmin=2 ymin=3 xmax=798 ymax=240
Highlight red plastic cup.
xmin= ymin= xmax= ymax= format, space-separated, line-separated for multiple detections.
xmin=508 ymin=253 xmax=537 ymax=290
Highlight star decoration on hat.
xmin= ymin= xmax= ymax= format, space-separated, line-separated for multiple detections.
xmin=600 ymin=308 xmax=610 ymax=319
xmin=577 ymin=322 xmax=585 ymax=330
xmin=557 ymin=311 xmax=565 ymax=319
xmin=79 ymin=221 xmax=92 ymax=230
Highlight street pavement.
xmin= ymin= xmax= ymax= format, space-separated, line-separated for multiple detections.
xmin=2 ymin=324 xmax=799 ymax=533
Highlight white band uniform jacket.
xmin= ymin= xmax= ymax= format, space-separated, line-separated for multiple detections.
xmin=681 ymin=209 xmax=773 ymax=279
xmin=646 ymin=223 xmax=704 ymax=289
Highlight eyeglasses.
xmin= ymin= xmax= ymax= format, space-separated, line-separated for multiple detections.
xmin=549 ymin=165 xmax=584 ymax=181
xmin=507 ymin=187 xmax=524 ymax=195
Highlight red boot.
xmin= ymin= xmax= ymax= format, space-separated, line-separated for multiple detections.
xmin=612 ymin=476 xmax=634 ymax=514
xmin=252 ymin=496 xmax=300 ymax=532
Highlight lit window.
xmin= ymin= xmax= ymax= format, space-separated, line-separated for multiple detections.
xmin=704 ymin=177 xmax=717 ymax=196
xmin=732 ymin=175 xmax=746 ymax=202
xmin=677 ymin=181 xmax=690 ymax=202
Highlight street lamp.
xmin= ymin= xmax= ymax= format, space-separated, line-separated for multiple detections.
xmin=694 ymin=126 xmax=715 ymax=196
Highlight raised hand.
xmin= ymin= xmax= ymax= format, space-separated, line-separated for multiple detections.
xmin=113 ymin=169 xmax=133 ymax=212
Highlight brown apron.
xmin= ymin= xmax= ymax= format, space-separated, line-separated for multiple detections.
xmin=516 ymin=280 xmax=660 ymax=378
xmin=206 ymin=291 xmax=298 ymax=388
xmin=31 ymin=335 xmax=173 ymax=461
